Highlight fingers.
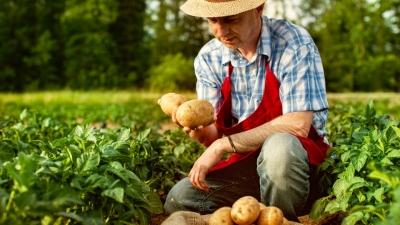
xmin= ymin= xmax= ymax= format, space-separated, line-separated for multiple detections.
xmin=188 ymin=168 xmax=210 ymax=191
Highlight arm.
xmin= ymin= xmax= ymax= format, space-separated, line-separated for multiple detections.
xmin=188 ymin=110 xmax=313 ymax=191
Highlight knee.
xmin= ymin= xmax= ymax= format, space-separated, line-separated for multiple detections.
xmin=257 ymin=133 xmax=309 ymax=176
xmin=163 ymin=178 xmax=194 ymax=215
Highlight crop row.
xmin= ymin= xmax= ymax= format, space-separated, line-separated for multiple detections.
xmin=1 ymin=99 xmax=400 ymax=224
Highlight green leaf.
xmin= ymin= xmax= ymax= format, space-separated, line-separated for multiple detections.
xmin=387 ymin=150 xmax=400 ymax=159
xmin=342 ymin=211 xmax=364 ymax=225
xmin=310 ymin=197 xmax=329 ymax=220
xmin=365 ymin=100 xmax=376 ymax=119
xmin=135 ymin=205 xmax=151 ymax=225
xmin=14 ymin=191 xmax=37 ymax=211
xmin=84 ymin=174 xmax=109 ymax=191
xmin=372 ymin=187 xmax=385 ymax=202
xmin=352 ymin=131 xmax=368 ymax=143
xmin=0 ymin=143 xmax=15 ymax=162
xmin=350 ymin=150 xmax=368 ymax=172
xmin=82 ymin=217 xmax=106 ymax=225
xmin=109 ymin=161 xmax=141 ymax=184
xmin=144 ymin=191 xmax=164 ymax=214
xmin=356 ymin=190 xmax=366 ymax=202
xmin=102 ymin=187 xmax=124 ymax=203
xmin=117 ymin=128 xmax=131 ymax=142
xmin=119 ymin=209 xmax=139 ymax=223
xmin=348 ymin=181 xmax=368 ymax=192
xmin=325 ymin=200 xmax=341 ymax=214
xmin=77 ymin=152 xmax=100 ymax=174
xmin=49 ymin=187 xmax=85 ymax=209
xmin=70 ymin=177 xmax=83 ymax=190
xmin=102 ymin=146 xmax=120 ymax=157
xmin=338 ymin=163 xmax=355 ymax=180
xmin=174 ymin=145 xmax=185 ymax=157
xmin=19 ymin=108 xmax=29 ymax=120
xmin=380 ymin=157 xmax=394 ymax=166
xmin=137 ymin=129 xmax=151 ymax=141
xmin=66 ymin=144 xmax=82 ymax=164
xmin=55 ymin=212 xmax=84 ymax=222
xmin=333 ymin=179 xmax=349 ymax=199
xmin=0 ymin=191 xmax=9 ymax=214
xmin=391 ymin=126 xmax=400 ymax=137
xmin=5 ymin=152 xmax=35 ymax=192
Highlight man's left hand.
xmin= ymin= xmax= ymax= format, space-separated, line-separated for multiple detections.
xmin=187 ymin=140 xmax=226 ymax=191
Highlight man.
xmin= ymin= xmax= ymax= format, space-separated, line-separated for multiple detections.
xmin=162 ymin=0 xmax=330 ymax=221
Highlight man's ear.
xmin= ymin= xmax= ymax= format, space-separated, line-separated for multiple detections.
xmin=256 ymin=4 xmax=265 ymax=16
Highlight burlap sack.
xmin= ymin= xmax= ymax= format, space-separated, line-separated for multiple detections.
xmin=161 ymin=211 xmax=303 ymax=225
xmin=161 ymin=211 xmax=211 ymax=225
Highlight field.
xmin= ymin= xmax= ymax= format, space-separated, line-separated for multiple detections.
xmin=1 ymin=91 xmax=400 ymax=225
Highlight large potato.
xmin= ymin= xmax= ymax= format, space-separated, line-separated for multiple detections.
xmin=256 ymin=206 xmax=284 ymax=225
xmin=159 ymin=93 xmax=187 ymax=116
xmin=176 ymin=99 xmax=214 ymax=129
xmin=231 ymin=196 xmax=260 ymax=225
xmin=209 ymin=207 xmax=235 ymax=225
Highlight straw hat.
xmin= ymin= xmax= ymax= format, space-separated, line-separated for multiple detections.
xmin=180 ymin=0 xmax=267 ymax=18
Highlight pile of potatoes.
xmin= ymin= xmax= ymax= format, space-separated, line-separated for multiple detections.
xmin=159 ymin=93 xmax=214 ymax=129
xmin=210 ymin=196 xmax=289 ymax=225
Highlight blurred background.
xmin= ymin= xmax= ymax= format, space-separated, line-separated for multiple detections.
xmin=0 ymin=0 xmax=399 ymax=93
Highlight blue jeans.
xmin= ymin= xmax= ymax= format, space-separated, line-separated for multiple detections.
xmin=164 ymin=133 xmax=322 ymax=222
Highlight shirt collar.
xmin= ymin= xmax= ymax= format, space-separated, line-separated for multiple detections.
xmin=221 ymin=16 xmax=272 ymax=66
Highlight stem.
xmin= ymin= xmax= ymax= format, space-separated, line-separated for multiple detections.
xmin=3 ymin=189 xmax=15 ymax=221
xmin=81 ymin=140 xmax=86 ymax=152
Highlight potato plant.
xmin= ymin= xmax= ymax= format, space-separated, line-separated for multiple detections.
xmin=311 ymin=101 xmax=400 ymax=225
xmin=0 ymin=108 xmax=204 ymax=224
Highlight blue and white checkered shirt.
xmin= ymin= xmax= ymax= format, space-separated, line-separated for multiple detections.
xmin=194 ymin=16 xmax=329 ymax=137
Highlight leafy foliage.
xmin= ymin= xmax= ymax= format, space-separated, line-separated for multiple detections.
xmin=311 ymin=101 xmax=400 ymax=224
xmin=0 ymin=107 xmax=204 ymax=224
xmin=147 ymin=53 xmax=196 ymax=92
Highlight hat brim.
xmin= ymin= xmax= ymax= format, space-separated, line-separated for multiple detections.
xmin=180 ymin=0 xmax=266 ymax=18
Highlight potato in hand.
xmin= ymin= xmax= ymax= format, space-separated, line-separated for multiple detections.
xmin=176 ymin=99 xmax=214 ymax=129
xmin=159 ymin=93 xmax=187 ymax=116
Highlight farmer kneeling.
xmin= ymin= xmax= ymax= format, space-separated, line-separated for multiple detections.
xmin=162 ymin=0 xmax=330 ymax=222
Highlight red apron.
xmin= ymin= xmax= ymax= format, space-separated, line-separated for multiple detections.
xmin=209 ymin=61 xmax=330 ymax=172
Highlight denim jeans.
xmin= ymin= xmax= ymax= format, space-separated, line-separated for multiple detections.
xmin=164 ymin=133 xmax=323 ymax=222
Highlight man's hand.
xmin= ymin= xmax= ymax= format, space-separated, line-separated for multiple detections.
xmin=171 ymin=106 xmax=216 ymax=133
xmin=187 ymin=139 xmax=227 ymax=191
xmin=157 ymin=98 xmax=216 ymax=133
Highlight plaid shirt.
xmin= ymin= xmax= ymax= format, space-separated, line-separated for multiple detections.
xmin=195 ymin=16 xmax=329 ymax=137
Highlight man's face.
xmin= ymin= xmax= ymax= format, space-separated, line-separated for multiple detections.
xmin=207 ymin=6 xmax=263 ymax=50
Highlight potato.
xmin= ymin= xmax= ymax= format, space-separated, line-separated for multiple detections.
xmin=282 ymin=218 xmax=290 ymax=225
xmin=209 ymin=207 xmax=235 ymax=225
xmin=159 ymin=93 xmax=187 ymax=116
xmin=256 ymin=206 xmax=284 ymax=225
xmin=259 ymin=202 xmax=268 ymax=211
xmin=231 ymin=196 xmax=260 ymax=225
xmin=176 ymin=99 xmax=214 ymax=129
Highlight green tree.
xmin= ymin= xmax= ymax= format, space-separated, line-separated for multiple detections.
xmin=0 ymin=0 xmax=66 ymax=92
xmin=297 ymin=0 xmax=400 ymax=92
xmin=61 ymin=0 xmax=119 ymax=90
xmin=145 ymin=0 xmax=211 ymax=91
xmin=109 ymin=0 xmax=148 ymax=89
xmin=147 ymin=53 xmax=196 ymax=92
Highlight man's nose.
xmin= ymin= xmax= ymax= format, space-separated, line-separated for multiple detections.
xmin=214 ymin=22 xmax=229 ymax=38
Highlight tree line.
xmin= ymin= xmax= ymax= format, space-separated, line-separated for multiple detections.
xmin=0 ymin=0 xmax=399 ymax=92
